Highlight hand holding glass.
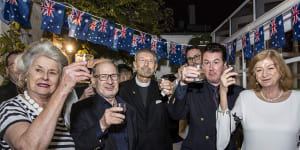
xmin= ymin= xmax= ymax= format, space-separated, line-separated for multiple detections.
xmin=116 ymin=103 xmax=127 ymax=115
xmin=193 ymin=65 xmax=205 ymax=83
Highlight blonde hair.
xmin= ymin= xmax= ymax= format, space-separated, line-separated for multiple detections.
xmin=248 ymin=49 xmax=292 ymax=91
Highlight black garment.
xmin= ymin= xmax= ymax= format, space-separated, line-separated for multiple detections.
xmin=119 ymin=78 xmax=173 ymax=150
xmin=168 ymin=81 xmax=244 ymax=150
xmin=137 ymin=86 xmax=148 ymax=106
xmin=70 ymin=94 xmax=138 ymax=150
xmin=0 ymin=81 xmax=18 ymax=104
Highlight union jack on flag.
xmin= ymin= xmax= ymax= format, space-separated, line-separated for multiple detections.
xmin=169 ymin=42 xmax=182 ymax=66
xmin=254 ymin=25 xmax=264 ymax=55
xmin=130 ymin=34 xmax=139 ymax=56
xmin=68 ymin=8 xmax=91 ymax=40
xmin=137 ymin=32 xmax=152 ymax=49
xmin=117 ymin=25 xmax=134 ymax=52
xmin=40 ymin=0 xmax=65 ymax=34
xmin=292 ymin=4 xmax=300 ymax=41
xmin=4 ymin=0 xmax=31 ymax=26
xmin=270 ymin=15 xmax=285 ymax=49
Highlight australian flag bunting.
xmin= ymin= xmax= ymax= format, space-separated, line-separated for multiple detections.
xmin=270 ymin=15 xmax=286 ymax=49
xmin=4 ymin=0 xmax=31 ymax=27
xmin=230 ymin=40 xmax=236 ymax=62
xmin=87 ymin=19 xmax=100 ymax=44
xmin=226 ymin=42 xmax=231 ymax=63
xmin=0 ymin=0 xmax=9 ymax=24
xmin=242 ymin=33 xmax=253 ymax=59
xmin=130 ymin=34 xmax=139 ymax=56
xmin=137 ymin=32 xmax=152 ymax=49
xmin=117 ymin=25 xmax=134 ymax=52
xmin=181 ymin=45 xmax=187 ymax=64
xmin=40 ymin=0 xmax=65 ymax=34
xmin=169 ymin=42 xmax=181 ymax=66
xmin=292 ymin=4 xmax=300 ymax=42
xmin=254 ymin=26 xmax=265 ymax=55
xmin=155 ymin=41 xmax=164 ymax=62
xmin=68 ymin=8 xmax=91 ymax=40
xmin=97 ymin=18 xmax=115 ymax=48
xmin=112 ymin=28 xmax=119 ymax=51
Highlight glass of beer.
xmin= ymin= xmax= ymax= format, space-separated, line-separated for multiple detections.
xmin=193 ymin=65 xmax=205 ymax=83
xmin=75 ymin=53 xmax=94 ymax=83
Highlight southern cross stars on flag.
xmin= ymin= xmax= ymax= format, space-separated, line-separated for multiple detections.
xmin=0 ymin=0 xmax=9 ymax=24
xmin=169 ymin=42 xmax=182 ymax=66
xmin=112 ymin=28 xmax=119 ymax=51
xmin=87 ymin=19 xmax=100 ymax=44
xmin=292 ymin=4 xmax=300 ymax=42
xmin=97 ymin=18 xmax=115 ymax=48
xmin=68 ymin=8 xmax=91 ymax=41
xmin=4 ymin=0 xmax=31 ymax=27
xmin=270 ymin=14 xmax=286 ymax=49
xmin=137 ymin=32 xmax=152 ymax=49
xmin=181 ymin=45 xmax=187 ymax=64
xmin=40 ymin=0 xmax=65 ymax=34
xmin=242 ymin=33 xmax=253 ymax=59
xmin=254 ymin=25 xmax=265 ymax=55
xmin=130 ymin=34 xmax=139 ymax=56
xmin=117 ymin=25 xmax=134 ymax=52
xmin=155 ymin=40 xmax=164 ymax=62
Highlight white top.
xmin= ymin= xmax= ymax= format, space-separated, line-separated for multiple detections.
xmin=216 ymin=90 xmax=300 ymax=150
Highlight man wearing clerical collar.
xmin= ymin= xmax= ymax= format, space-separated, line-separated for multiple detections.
xmin=119 ymin=49 xmax=174 ymax=150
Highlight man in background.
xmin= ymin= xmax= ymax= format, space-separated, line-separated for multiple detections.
xmin=0 ymin=51 xmax=22 ymax=103
xmin=118 ymin=64 xmax=133 ymax=83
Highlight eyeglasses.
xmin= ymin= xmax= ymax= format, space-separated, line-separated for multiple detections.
xmin=187 ymin=54 xmax=201 ymax=62
xmin=94 ymin=74 xmax=119 ymax=81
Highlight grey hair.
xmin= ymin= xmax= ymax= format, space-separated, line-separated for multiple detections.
xmin=16 ymin=40 xmax=68 ymax=76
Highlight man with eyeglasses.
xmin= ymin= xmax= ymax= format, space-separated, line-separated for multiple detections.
xmin=167 ymin=43 xmax=244 ymax=150
xmin=70 ymin=60 xmax=138 ymax=150
xmin=119 ymin=49 xmax=174 ymax=150
xmin=0 ymin=51 xmax=22 ymax=104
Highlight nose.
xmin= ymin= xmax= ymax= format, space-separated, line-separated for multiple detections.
xmin=144 ymin=60 xmax=149 ymax=66
xmin=209 ymin=63 xmax=213 ymax=70
xmin=262 ymin=69 xmax=268 ymax=77
xmin=42 ymin=72 xmax=49 ymax=80
xmin=106 ymin=76 xmax=113 ymax=84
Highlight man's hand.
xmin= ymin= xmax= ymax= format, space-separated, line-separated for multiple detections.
xmin=220 ymin=66 xmax=238 ymax=94
xmin=179 ymin=66 xmax=200 ymax=86
xmin=159 ymin=79 xmax=175 ymax=97
xmin=99 ymin=107 xmax=125 ymax=131
xmin=79 ymin=86 xmax=95 ymax=100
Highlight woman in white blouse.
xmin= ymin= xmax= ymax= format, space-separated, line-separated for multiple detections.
xmin=217 ymin=49 xmax=300 ymax=150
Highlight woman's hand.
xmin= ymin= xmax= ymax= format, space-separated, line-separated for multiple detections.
xmin=59 ymin=62 xmax=92 ymax=93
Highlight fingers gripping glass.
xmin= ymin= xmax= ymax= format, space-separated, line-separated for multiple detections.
xmin=94 ymin=74 xmax=119 ymax=81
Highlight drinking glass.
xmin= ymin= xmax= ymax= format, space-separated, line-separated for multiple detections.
xmin=116 ymin=103 xmax=127 ymax=115
xmin=193 ymin=65 xmax=205 ymax=83
xmin=75 ymin=53 xmax=94 ymax=83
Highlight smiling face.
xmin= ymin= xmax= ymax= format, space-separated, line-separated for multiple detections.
xmin=186 ymin=49 xmax=201 ymax=66
xmin=26 ymin=56 xmax=60 ymax=99
xmin=202 ymin=52 xmax=226 ymax=85
xmin=92 ymin=62 xmax=119 ymax=100
xmin=254 ymin=58 xmax=281 ymax=89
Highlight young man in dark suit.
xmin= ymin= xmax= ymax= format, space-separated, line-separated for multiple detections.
xmin=70 ymin=60 xmax=137 ymax=150
xmin=119 ymin=49 xmax=174 ymax=150
xmin=168 ymin=43 xmax=244 ymax=150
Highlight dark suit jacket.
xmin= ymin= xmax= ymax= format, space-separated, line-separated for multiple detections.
xmin=119 ymin=78 xmax=173 ymax=150
xmin=70 ymin=94 xmax=138 ymax=150
xmin=0 ymin=81 xmax=18 ymax=104
xmin=168 ymin=81 xmax=244 ymax=150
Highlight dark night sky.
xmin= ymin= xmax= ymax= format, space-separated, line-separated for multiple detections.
xmin=165 ymin=0 xmax=245 ymax=32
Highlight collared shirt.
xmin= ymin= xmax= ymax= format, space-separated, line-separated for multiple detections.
xmin=95 ymin=95 xmax=129 ymax=150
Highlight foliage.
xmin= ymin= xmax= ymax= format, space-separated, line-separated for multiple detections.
xmin=55 ymin=0 xmax=174 ymax=35
xmin=0 ymin=22 xmax=27 ymax=78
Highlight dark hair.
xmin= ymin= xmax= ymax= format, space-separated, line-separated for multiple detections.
xmin=186 ymin=45 xmax=201 ymax=55
xmin=6 ymin=51 xmax=22 ymax=67
xmin=203 ymin=43 xmax=227 ymax=62
xmin=161 ymin=74 xmax=176 ymax=82
xmin=118 ymin=64 xmax=133 ymax=74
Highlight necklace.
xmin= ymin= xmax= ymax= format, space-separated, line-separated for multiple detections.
xmin=24 ymin=91 xmax=44 ymax=114
xmin=260 ymin=90 xmax=283 ymax=102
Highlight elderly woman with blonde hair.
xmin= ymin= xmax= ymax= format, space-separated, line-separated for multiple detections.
xmin=0 ymin=40 xmax=91 ymax=149
xmin=217 ymin=49 xmax=300 ymax=150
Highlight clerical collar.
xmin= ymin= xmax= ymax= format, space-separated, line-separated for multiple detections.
xmin=135 ymin=76 xmax=150 ymax=87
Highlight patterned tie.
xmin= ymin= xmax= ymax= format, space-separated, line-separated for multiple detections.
xmin=213 ymin=86 xmax=220 ymax=108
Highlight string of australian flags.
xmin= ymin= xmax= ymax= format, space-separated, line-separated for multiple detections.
xmin=225 ymin=3 xmax=300 ymax=63
xmin=2 ymin=0 xmax=300 ymax=66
